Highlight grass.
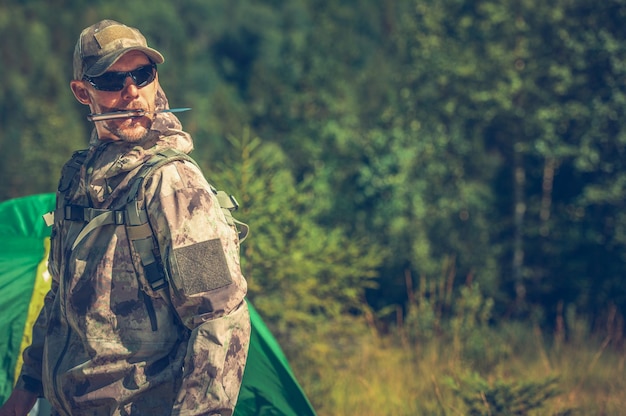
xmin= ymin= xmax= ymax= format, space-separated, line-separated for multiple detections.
xmin=293 ymin=323 xmax=626 ymax=416
xmin=284 ymin=283 xmax=626 ymax=416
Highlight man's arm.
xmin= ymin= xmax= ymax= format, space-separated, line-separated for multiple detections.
xmin=172 ymin=302 xmax=250 ymax=416
xmin=0 ymin=389 xmax=38 ymax=416
xmin=146 ymin=161 xmax=250 ymax=415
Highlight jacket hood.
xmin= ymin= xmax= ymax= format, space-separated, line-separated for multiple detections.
xmin=85 ymin=85 xmax=195 ymax=203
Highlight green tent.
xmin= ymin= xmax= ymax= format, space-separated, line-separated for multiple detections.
xmin=0 ymin=193 xmax=316 ymax=416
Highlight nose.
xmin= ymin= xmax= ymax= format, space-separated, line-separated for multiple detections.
xmin=121 ymin=76 xmax=140 ymax=99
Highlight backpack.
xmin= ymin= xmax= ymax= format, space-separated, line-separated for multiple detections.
xmin=44 ymin=148 xmax=249 ymax=303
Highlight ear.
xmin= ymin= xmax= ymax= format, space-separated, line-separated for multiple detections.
xmin=70 ymin=80 xmax=92 ymax=105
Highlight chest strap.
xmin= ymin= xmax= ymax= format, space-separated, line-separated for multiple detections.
xmin=63 ymin=199 xmax=168 ymax=293
xmin=70 ymin=208 xmax=124 ymax=250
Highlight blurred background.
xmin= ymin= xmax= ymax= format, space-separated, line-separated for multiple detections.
xmin=2 ymin=1 xmax=626 ymax=414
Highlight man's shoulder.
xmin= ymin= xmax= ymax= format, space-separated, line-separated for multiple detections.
xmin=141 ymin=150 xmax=209 ymax=197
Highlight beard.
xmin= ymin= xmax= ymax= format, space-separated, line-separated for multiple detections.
xmin=103 ymin=116 xmax=153 ymax=143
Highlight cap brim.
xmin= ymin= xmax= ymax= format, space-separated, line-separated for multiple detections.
xmin=84 ymin=47 xmax=165 ymax=77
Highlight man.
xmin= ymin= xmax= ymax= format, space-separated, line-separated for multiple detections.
xmin=0 ymin=19 xmax=250 ymax=416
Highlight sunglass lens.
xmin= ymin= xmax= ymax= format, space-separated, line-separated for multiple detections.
xmin=86 ymin=64 xmax=156 ymax=91
xmin=132 ymin=65 xmax=156 ymax=87
xmin=92 ymin=72 xmax=127 ymax=91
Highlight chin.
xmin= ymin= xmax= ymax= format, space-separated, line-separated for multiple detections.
xmin=118 ymin=127 xmax=150 ymax=142
xmin=107 ymin=119 xmax=151 ymax=142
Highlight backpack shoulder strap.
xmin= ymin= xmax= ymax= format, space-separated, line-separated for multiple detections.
xmin=59 ymin=149 xmax=89 ymax=193
xmin=125 ymin=148 xmax=197 ymax=204
xmin=44 ymin=149 xmax=89 ymax=227
xmin=123 ymin=149 xmax=195 ymax=297
xmin=126 ymin=148 xmax=249 ymax=242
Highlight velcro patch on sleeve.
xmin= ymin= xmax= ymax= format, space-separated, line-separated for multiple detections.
xmin=171 ymin=239 xmax=233 ymax=295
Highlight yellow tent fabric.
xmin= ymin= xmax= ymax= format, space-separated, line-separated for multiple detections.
xmin=14 ymin=238 xmax=51 ymax=385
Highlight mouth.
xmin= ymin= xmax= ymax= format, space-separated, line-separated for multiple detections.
xmin=86 ymin=108 xmax=191 ymax=122
xmin=87 ymin=109 xmax=148 ymax=122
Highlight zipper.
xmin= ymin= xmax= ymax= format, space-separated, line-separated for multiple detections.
xmin=52 ymin=223 xmax=80 ymax=416
xmin=51 ymin=327 xmax=73 ymax=416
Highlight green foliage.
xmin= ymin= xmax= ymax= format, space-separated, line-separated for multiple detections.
xmin=446 ymin=372 xmax=563 ymax=416
xmin=404 ymin=272 xmax=511 ymax=373
xmin=450 ymin=283 xmax=513 ymax=372
xmin=0 ymin=5 xmax=86 ymax=198
xmin=206 ymin=129 xmax=386 ymax=410
xmin=387 ymin=0 xmax=626 ymax=323
xmin=207 ymin=127 xmax=384 ymax=334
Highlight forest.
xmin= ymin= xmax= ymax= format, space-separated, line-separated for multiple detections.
xmin=2 ymin=0 xmax=626 ymax=414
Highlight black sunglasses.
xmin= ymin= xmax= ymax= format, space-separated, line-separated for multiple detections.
xmin=83 ymin=63 xmax=157 ymax=92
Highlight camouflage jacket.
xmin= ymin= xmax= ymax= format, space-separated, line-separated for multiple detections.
xmin=16 ymin=89 xmax=250 ymax=416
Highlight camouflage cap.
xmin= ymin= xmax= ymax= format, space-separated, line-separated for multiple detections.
xmin=73 ymin=19 xmax=164 ymax=80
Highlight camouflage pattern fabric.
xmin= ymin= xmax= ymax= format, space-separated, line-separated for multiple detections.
xmin=16 ymin=87 xmax=250 ymax=416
